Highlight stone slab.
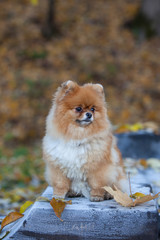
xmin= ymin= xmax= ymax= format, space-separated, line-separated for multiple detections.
xmin=6 ymin=184 xmax=159 ymax=240
xmin=116 ymin=131 xmax=160 ymax=158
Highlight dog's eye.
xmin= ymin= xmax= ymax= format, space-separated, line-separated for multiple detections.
xmin=90 ymin=107 xmax=95 ymax=112
xmin=75 ymin=107 xmax=82 ymax=112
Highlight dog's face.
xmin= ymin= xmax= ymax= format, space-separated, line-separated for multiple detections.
xmin=53 ymin=81 xmax=109 ymax=139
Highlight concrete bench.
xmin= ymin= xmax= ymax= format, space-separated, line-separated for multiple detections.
xmin=5 ymin=184 xmax=159 ymax=240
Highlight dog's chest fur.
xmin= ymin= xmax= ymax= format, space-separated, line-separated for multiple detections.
xmin=44 ymin=135 xmax=106 ymax=178
xmin=43 ymin=135 xmax=107 ymax=196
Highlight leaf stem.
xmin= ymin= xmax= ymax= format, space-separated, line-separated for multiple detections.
xmin=128 ymin=172 xmax=134 ymax=203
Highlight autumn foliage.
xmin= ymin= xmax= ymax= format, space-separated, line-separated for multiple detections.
xmin=0 ymin=0 xmax=160 ymax=147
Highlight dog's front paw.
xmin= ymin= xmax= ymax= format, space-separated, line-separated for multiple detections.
xmin=52 ymin=194 xmax=66 ymax=199
xmin=53 ymin=187 xmax=68 ymax=199
xmin=66 ymin=190 xmax=82 ymax=198
xmin=90 ymin=196 xmax=104 ymax=202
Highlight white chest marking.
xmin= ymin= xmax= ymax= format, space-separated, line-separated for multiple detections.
xmin=43 ymin=136 xmax=91 ymax=180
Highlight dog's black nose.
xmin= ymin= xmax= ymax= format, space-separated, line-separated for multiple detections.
xmin=86 ymin=112 xmax=92 ymax=119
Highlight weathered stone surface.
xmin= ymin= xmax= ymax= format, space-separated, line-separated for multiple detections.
xmin=6 ymin=184 xmax=159 ymax=240
xmin=116 ymin=131 xmax=160 ymax=158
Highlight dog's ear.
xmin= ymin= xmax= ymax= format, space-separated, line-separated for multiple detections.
xmin=92 ymin=83 xmax=104 ymax=95
xmin=61 ymin=80 xmax=78 ymax=94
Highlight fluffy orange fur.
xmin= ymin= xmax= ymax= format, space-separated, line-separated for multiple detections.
xmin=43 ymin=81 xmax=128 ymax=201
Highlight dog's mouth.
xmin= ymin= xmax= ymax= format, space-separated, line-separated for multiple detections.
xmin=76 ymin=119 xmax=93 ymax=126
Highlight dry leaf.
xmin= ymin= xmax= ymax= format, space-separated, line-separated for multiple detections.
xmin=139 ymin=159 xmax=148 ymax=168
xmin=19 ymin=201 xmax=33 ymax=214
xmin=103 ymin=186 xmax=160 ymax=207
xmin=134 ymin=192 xmax=160 ymax=205
xmin=50 ymin=198 xmax=72 ymax=221
xmin=0 ymin=212 xmax=23 ymax=232
xmin=115 ymin=123 xmax=143 ymax=133
xmin=103 ymin=186 xmax=133 ymax=207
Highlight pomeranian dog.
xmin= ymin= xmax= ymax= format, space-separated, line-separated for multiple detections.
xmin=43 ymin=81 xmax=128 ymax=201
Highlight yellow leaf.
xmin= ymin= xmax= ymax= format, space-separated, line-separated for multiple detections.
xmin=0 ymin=212 xmax=23 ymax=231
xmin=19 ymin=201 xmax=33 ymax=214
xmin=115 ymin=123 xmax=143 ymax=133
xmin=103 ymin=186 xmax=160 ymax=207
xmin=10 ymin=194 xmax=22 ymax=203
xmin=130 ymin=192 xmax=146 ymax=199
xmin=30 ymin=0 xmax=38 ymax=6
xmin=139 ymin=159 xmax=148 ymax=168
xmin=115 ymin=124 xmax=130 ymax=134
xmin=128 ymin=123 xmax=143 ymax=132
xmin=50 ymin=198 xmax=72 ymax=221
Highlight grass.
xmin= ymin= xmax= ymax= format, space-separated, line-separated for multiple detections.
xmin=0 ymin=144 xmax=45 ymax=191
xmin=0 ymin=143 xmax=47 ymax=215
xmin=18 ymin=49 xmax=48 ymax=60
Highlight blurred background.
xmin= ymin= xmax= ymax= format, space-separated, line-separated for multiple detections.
xmin=0 ymin=0 xmax=160 ymax=214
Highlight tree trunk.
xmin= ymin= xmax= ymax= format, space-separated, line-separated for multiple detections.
xmin=42 ymin=0 xmax=59 ymax=39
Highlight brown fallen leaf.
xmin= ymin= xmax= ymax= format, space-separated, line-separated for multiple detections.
xmin=134 ymin=193 xmax=160 ymax=206
xmin=139 ymin=159 xmax=148 ymax=168
xmin=0 ymin=212 xmax=24 ymax=232
xmin=103 ymin=186 xmax=133 ymax=207
xmin=50 ymin=198 xmax=72 ymax=221
xmin=103 ymin=186 xmax=160 ymax=207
